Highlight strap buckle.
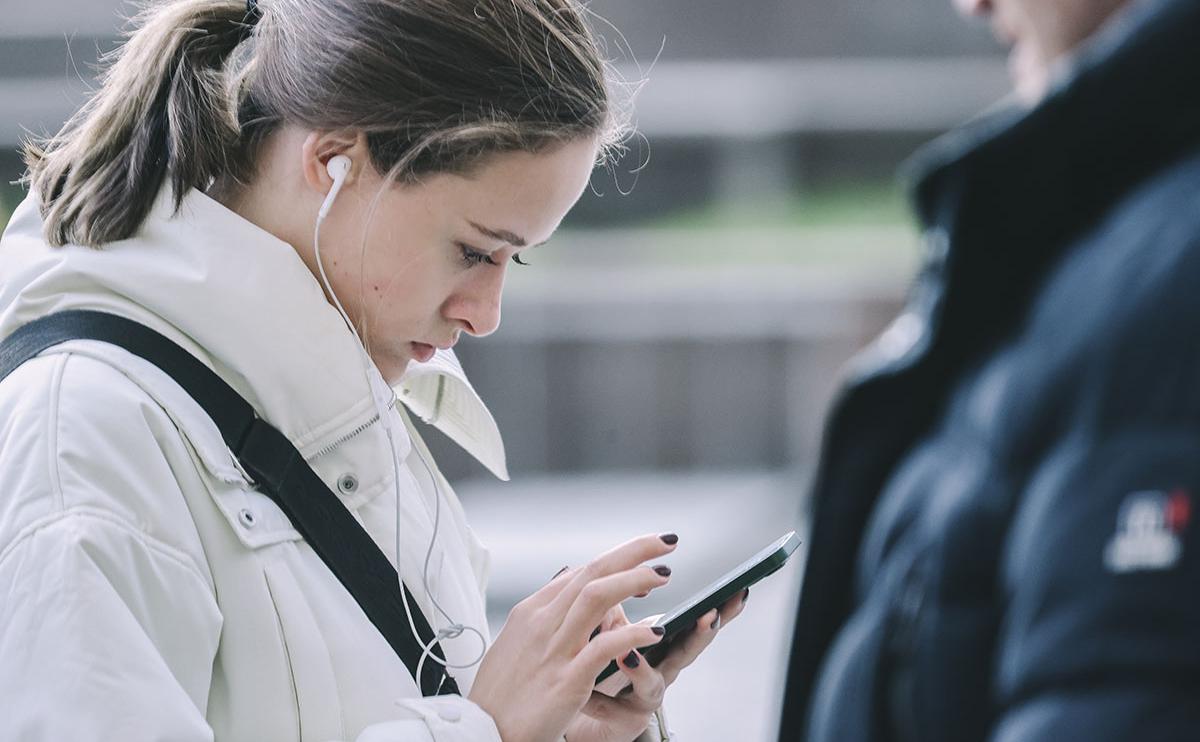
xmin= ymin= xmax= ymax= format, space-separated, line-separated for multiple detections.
xmin=228 ymin=446 xmax=257 ymax=487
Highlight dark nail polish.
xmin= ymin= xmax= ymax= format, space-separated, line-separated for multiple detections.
xmin=551 ymin=565 xmax=568 ymax=580
xmin=660 ymin=533 xmax=679 ymax=545
xmin=589 ymin=625 xmax=601 ymax=641
xmin=623 ymin=650 xmax=640 ymax=669
xmin=742 ymin=587 xmax=750 ymax=604
xmin=651 ymin=626 xmax=666 ymax=636
xmin=653 ymin=565 xmax=672 ymax=578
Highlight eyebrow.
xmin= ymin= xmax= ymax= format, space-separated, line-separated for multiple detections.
xmin=468 ymin=220 xmax=548 ymax=248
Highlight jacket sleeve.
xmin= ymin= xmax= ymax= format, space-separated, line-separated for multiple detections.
xmin=989 ymin=427 xmax=1200 ymax=741
xmin=0 ymin=514 xmax=505 ymax=742
xmin=0 ymin=510 xmax=224 ymax=740
xmin=0 ymin=352 xmax=224 ymax=740
xmin=351 ymin=697 xmax=501 ymax=742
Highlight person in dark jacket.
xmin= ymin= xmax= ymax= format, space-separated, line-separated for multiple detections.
xmin=779 ymin=0 xmax=1200 ymax=739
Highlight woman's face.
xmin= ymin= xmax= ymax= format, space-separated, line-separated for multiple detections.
xmin=286 ymin=133 xmax=599 ymax=384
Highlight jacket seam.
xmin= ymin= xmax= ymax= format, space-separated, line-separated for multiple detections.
xmin=262 ymin=567 xmax=305 ymax=742
xmin=264 ymin=558 xmax=349 ymax=741
xmin=55 ymin=351 xmax=226 ymax=589
xmin=45 ymin=352 xmax=68 ymax=513
xmin=0 ymin=505 xmax=218 ymax=595
xmin=45 ymin=343 xmax=245 ymax=485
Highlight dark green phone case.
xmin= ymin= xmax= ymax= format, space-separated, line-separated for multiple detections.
xmin=595 ymin=530 xmax=801 ymax=685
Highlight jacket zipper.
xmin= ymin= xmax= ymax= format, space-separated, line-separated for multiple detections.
xmin=307 ymin=392 xmax=399 ymax=460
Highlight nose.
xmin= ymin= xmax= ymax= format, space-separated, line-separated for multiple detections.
xmin=444 ymin=267 xmax=504 ymax=338
xmin=953 ymin=0 xmax=991 ymax=17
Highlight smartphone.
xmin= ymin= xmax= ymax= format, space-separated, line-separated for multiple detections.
xmin=594 ymin=530 xmax=802 ymax=686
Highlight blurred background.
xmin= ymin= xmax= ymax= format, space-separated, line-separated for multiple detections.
xmin=0 ymin=2 xmax=1008 ymax=738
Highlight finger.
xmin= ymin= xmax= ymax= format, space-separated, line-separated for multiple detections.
xmin=654 ymin=589 xmax=750 ymax=686
xmin=546 ymin=533 xmax=678 ymax=617
xmin=581 ymin=688 xmax=625 ymax=718
xmin=717 ymin=587 xmax=750 ymax=626
xmin=572 ymin=622 xmax=665 ymax=684
xmin=614 ymin=648 xmax=666 ymax=712
xmin=520 ymin=563 xmax=580 ymax=610
xmin=588 ymin=603 xmax=629 ymax=643
xmin=581 ymin=688 xmax=649 ymax=721
xmin=555 ymin=565 xmax=671 ymax=654
xmin=597 ymin=612 xmax=663 ymax=650
xmin=610 ymin=603 xmax=631 ymax=628
xmin=604 ymin=603 xmax=633 ymax=635
xmin=654 ymin=607 xmax=722 ymax=686
xmin=635 ymin=612 xmax=665 ymax=628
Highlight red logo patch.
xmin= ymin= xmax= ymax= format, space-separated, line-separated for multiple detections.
xmin=1165 ymin=489 xmax=1191 ymax=534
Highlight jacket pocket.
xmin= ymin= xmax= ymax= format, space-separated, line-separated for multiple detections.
xmin=203 ymin=474 xmax=302 ymax=551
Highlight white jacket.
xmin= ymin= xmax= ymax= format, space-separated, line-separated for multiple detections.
xmin=0 ymin=185 xmax=665 ymax=741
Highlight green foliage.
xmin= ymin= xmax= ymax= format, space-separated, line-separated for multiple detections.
xmin=540 ymin=182 xmax=921 ymax=271
xmin=644 ymin=182 xmax=911 ymax=231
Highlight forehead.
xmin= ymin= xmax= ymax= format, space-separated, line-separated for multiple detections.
xmin=423 ymin=139 xmax=600 ymax=243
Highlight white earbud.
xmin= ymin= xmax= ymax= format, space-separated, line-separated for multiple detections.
xmin=318 ymin=155 xmax=353 ymax=220
xmin=326 ymin=153 xmax=352 ymax=180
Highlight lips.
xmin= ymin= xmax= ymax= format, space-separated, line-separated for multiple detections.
xmin=410 ymin=342 xmax=436 ymax=363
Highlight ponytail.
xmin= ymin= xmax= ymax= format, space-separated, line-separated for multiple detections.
xmin=20 ymin=0 xmax=256 ymax=248
xmin=20 ymin=0 xmax=623 ymax=248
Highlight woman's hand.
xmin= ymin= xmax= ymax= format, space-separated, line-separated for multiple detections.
xmin=563 ymin=589 xmax=750 ymax=742
xmin=467 ymin=533 xmax=678 ymax=742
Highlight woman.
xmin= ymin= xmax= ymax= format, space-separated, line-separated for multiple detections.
xmin=0 ymin=0 xmax=747 ymax=740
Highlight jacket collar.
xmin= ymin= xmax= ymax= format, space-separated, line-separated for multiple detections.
xmin=0 ymin=182 xmax=508 ymax=480
xmin=906 ymin=0 xmax=1200 ymax=263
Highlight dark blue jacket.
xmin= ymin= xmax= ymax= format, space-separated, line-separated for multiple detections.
xmin=779 ymin=0 xmax=1200 ymax=739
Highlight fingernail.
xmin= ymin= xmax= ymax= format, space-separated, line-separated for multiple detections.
xmin=742 ymin=587 xmax=750 ymax=604
xmin=660 ymin=533 xmax=679 ymax=545
xmin=711 ymin=613 xmax=722 ymax=631
xmin=651 ymin=626 xmax=666 ymax=636
xmin=589 ymin=625 xmax=601 ymax=641
xmin=653 ymin=565 xmax=672 ymax=578
xmin=623 ymin=650 xmax=640 ymax=669
xmin=551 ymin=565 xmax=568 ymax=580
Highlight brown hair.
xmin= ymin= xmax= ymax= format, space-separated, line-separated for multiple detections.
xmin=21 ymin=0 xmax=625 ymax=248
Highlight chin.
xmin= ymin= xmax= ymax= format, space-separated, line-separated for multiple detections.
xmin=1013 ymin=71 xmax=1050 ymax=104
xmin=370 ymin=352 xmax=412 ymax=387
xmin=1009 ymin=42 xmax=1052 ymax=104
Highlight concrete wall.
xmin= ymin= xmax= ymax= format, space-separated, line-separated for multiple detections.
xmin=418 ymin=266 xmax=906 ymax=481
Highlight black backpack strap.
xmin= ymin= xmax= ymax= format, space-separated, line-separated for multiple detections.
xmin=0 ymin=310 xmax=460 ymax=697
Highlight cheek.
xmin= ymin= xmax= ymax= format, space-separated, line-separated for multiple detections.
xmin=358 ymin=244 xmax=461 ymax=319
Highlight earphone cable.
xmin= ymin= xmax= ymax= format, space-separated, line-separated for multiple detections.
xmin=313 ymin=173 xmax=486 ymax=687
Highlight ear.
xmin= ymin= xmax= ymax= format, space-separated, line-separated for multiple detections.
xmin=299 ymin=130 xmax=369 ymax=194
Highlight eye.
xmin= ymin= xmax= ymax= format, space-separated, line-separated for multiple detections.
xmin=458 ymin=242 xmax=532 ymax=268
xmin=458 ymin=243 xmax=498 ymax=267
